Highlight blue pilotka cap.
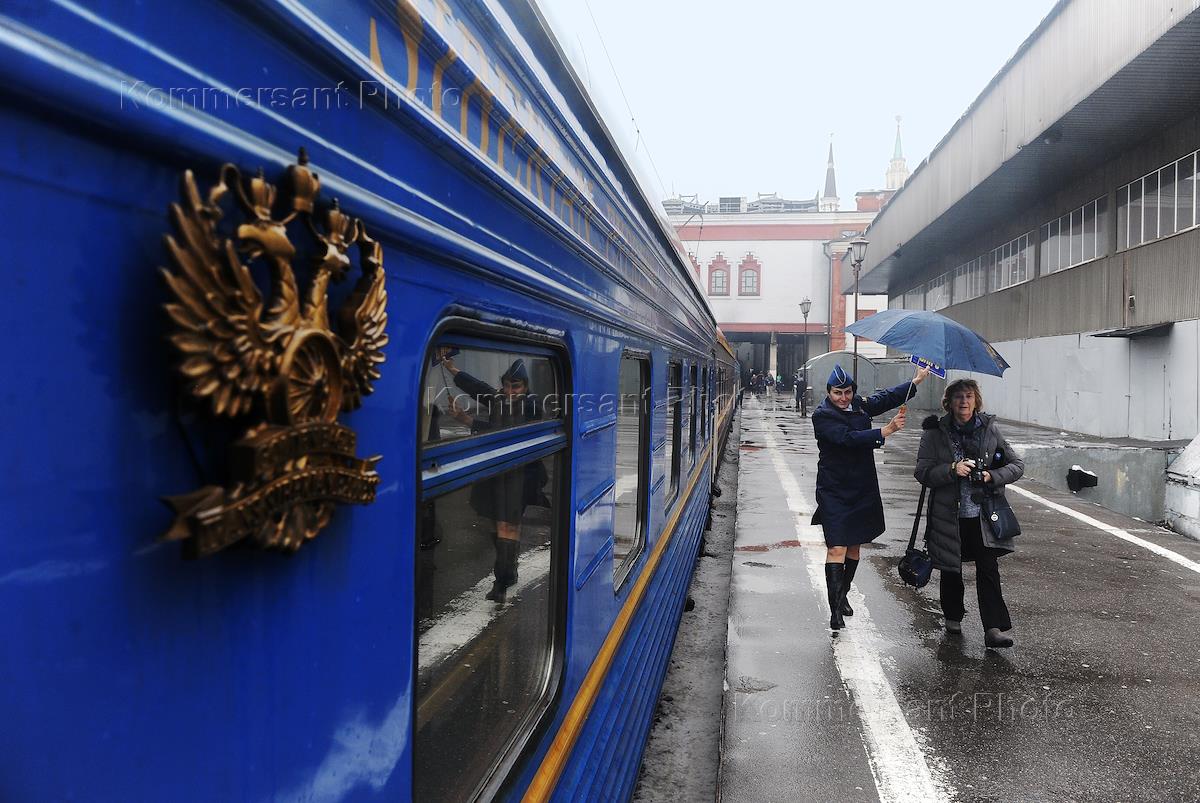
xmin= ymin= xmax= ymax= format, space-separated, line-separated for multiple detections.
xmin=502 ymin=358 xmax=529 ymax=385
xmin=827 ymin=364 xmax=856 ymax=390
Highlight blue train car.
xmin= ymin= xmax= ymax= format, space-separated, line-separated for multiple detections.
xmin=0 ymin=1 xmax=737 ymax=800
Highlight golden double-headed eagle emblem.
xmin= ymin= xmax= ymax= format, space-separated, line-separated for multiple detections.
xmin=160 ymin=149 xmax=387 ymax=558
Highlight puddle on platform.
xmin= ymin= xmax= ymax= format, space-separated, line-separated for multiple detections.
xmin=736 ymin=539 xmax=805 ymax=552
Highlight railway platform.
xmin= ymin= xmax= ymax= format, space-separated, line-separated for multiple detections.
xmin=717 ymin=391 xmax=1200 ymax=802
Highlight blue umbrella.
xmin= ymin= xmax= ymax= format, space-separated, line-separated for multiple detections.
xmin=845 ymin=309 xmax=1009 ymax=376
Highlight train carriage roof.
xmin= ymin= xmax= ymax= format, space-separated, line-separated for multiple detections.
xmin=498 ymin=0 xmax=715 ymax=327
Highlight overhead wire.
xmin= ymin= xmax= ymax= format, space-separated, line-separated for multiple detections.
xmin=581 ymin=0 xmax=670 ymax=201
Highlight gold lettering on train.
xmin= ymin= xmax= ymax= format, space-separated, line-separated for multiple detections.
xmin=369 ymin=18 xmax=384 ymax=70
xmin=431 ymin=51 xmax=456 ymax=116
xmin=397 ymin=0 xmax=423 ymax=92
xmin=369 ymin=4 xmax=656 ymax=282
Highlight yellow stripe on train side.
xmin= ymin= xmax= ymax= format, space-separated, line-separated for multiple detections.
xmin=522 ymin=444 xmax=714 ymax=801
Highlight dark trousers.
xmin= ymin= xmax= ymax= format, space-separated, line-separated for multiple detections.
xmin=939 ymin=517 xmax=1012 ymax=630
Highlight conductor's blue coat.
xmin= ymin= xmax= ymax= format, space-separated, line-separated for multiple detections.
xmin=811 ymin=383 xmax=916 ymax=546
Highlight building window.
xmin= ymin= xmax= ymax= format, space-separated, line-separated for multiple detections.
xmin=710 ymin=269 xmax=728 ymax=295
xmin=739 ymin=268 xmax=760 ymax=295
xmin=738 ymin=254 xmax=762 ymax=296
xmin=902 ymin=282 xmax=926 ymax=310
xmin=951 ymin=256 xmax=986 ymax=304
xmin=688 ymin=364 xmax=699 ymax=467
xmin=614 ymin=353 xmax=649 ymax=586
xmin=926 ymin=273 xmax=951 ymax=311
xmin=667 ymin=361 xmax=682 ymax=500
xmin=416 ymin=335 xmax=567 ymax=803
xmin=708 ymin=254 xmax=731 ymax=296
xmin=989 ymin=231 xmax=1034 ymax=291
xmin=1041 ymin=196 xmax=1107 ymax=274
xmin=1119 ymin=149 xmax=1200 ymax=251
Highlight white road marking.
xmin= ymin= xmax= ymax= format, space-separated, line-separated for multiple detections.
xmin=755 ymin=405 xmax=951 ymax=803
xmin=1008 ymin=484 xmax=1200 ymax=574
xmin=418 ymin=545 xmax=552 ymax=672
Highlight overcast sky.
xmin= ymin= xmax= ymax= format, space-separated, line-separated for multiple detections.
xmin=542 ymin=0 xmax=1059 ymax=206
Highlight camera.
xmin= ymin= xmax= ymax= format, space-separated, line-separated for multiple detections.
xmin=968 ymin=466 xmax=987 ymax=484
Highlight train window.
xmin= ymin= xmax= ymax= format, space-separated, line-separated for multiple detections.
xmin=416 ymin=333 xmax=567 ymax=802
xmin=667 ymin=361 xmax=682 ymax=499
xmin=614 ymin=353 xmax=649 ymax=585
xmin=422 ymin=343 xmax=561 ymax=445
xmin=415 ymin=456 xmax=560 ymax=802
xmin=700 ymin=366 xmax=709 ymax=442
xmin=688 ymin=364 xmax=698 ymax=464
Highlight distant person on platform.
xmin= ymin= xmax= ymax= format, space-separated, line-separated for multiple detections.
xmin=794 ymin=368 xmax=808 ymax=415
xmin=812 ymin=364 xmax=930 ymax=630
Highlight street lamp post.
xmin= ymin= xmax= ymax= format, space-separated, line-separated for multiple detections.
xmin=799 ymin=296 xmax=812 ymax=416
xmin=848 ymin=237 xmax=869 ymax=378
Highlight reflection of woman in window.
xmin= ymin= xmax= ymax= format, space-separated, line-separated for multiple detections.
xmin=441 ymin=353 xmax=548 ymax=602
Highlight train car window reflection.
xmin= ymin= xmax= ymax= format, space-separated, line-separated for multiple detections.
xmin=415 ymin=453 xmax=560 ymax=803
xmin=667 ymin=361 xmax=682 ymax=499
xmin=688 ymin=364 xmax=698 ymax=464
xmin=423 ymin=344 xmax=560 ymax=445
xmin=614 ymin=354 xmax=649 ymax=584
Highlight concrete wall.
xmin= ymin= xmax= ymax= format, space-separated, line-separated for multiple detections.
xmin=1013 ymin=439 xmax=1176 ymax=522
xmin=948 ymin=319 xmax=1200 ymax=441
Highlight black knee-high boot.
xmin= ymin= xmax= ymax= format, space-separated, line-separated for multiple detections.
xmin=486 ymin=538 xmax=520 ymax=602
xmin=825 ymin=563 xmax=846 ymax=630
xmin=841 ymin=558 xmax=858 ymax=617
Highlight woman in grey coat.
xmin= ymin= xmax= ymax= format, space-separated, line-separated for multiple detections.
xmin=914 ymin=379 xmax=1024 ymax=648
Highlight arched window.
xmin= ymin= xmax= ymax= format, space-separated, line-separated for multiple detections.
xmin=710 ymin=269 xmax=728 ymax=295
xmin=739 ymin=269 xmax=759 ymax=295
xmin=738 ymin=253 xmax=762 ymax=296
xmin=707 ymin=253 xmax=731 ymax=296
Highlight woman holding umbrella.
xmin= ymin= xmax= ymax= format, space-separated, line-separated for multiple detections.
xmin=812 ymin=364 xmax=929 ymax=630
xmin=844 ymin=308 xmax=1018 ymax=646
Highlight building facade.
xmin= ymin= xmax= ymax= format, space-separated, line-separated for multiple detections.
xmin=666 ymin=141 xmax=905 ymax=384
xmin=855 ymin=0 xmax=1200 ymax=442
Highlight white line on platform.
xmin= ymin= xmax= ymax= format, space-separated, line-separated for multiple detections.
xmin=1008 ymin=484 xmax=1200 ymax=574
xmin=755 ymin=408 xmax=951 ymax=803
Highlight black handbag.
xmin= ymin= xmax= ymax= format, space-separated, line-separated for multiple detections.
xmin=898 ymin=484 xmax=934 ymax=588
xmin=980 ymin=492 xmax=1021 ymax=540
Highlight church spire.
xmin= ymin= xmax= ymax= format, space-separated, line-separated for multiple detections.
xmin=820 ymin=136 xmax=839 ymax=211
xmin=887 ymin=115 xmax=910 ymax=190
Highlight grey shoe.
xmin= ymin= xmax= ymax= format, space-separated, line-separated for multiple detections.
xmin=985 ymin=627 xmax=1014 ymax=648
xmin=945 ymin=620 xmax=962 ymax=634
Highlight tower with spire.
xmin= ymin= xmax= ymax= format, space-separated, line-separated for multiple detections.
xmin=819 ymin=137 xmax=839 ymax=212
xmin=886 ymin=115 xmax=910 ymax=190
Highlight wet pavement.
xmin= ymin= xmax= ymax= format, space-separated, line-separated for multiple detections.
xmin=721 ymin=391 xmax=1200 ymax=803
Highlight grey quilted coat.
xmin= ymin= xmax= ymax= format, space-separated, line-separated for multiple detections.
xmin=913 ymin=413 xmax=1025 ymax=572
